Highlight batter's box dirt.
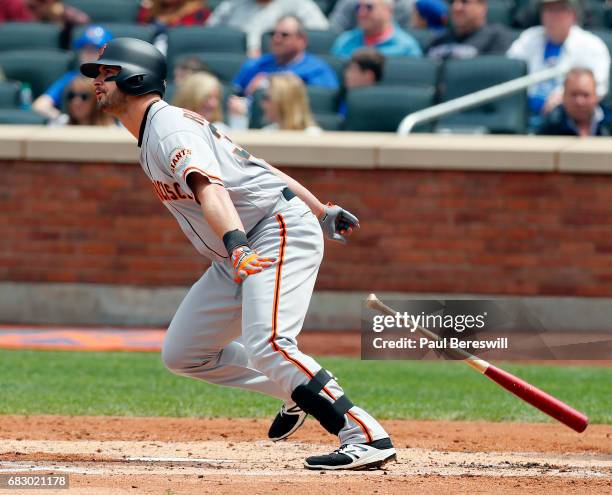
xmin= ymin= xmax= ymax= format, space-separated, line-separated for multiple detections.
xmin=0 ymin=416 xmax=610 ymax=494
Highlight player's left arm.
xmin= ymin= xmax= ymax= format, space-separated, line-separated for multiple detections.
xmin=266 ymin=164 xmax=360 ymax=244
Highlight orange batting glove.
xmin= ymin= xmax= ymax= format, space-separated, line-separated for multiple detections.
xmin=231 ymin=246 xmax=277 ymax=284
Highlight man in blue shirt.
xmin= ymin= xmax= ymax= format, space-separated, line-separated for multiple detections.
xmin=232 ymin=15 xmax=339 ymax=95
xmin=331 ymin=0 xmax=422 ymax=59
xmin=32 ymin=25 xmax=113 ymax=120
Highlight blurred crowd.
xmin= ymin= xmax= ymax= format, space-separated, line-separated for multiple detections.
xmin=1 ymin=0 xmax=611 ymax=136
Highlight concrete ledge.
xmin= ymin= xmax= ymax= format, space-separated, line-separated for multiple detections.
xmin=558 ymin=138 xmax=612 ymax=173
xmin=23 ymin=126 xmax=138 ymax=163
xmin=1 ymin=282 xmax=611 ymax=332
xmin=378 ymin=135 xmax=568 ymax=171
xmin=0 ymin=126 xmax=41 ymax=159
xmin=3 ymin=125 xmax=610 ymax=173
xmin=231 ymin=130 xmax=388 ymax=168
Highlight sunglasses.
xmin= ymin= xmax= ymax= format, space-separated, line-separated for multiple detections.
xmin=67 ymin=91 xmax=91 ymax=101
xmin=272 ymin=30 xmax=299 ymax=39
xmin=355 ymin=2 xmax=375 ymax=12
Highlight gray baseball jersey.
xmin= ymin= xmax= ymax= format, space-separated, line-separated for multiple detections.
xmin=139 ymin=100 xmax=286 ymax=262
xmin=139 ymin=100 xmax=388 ymax=445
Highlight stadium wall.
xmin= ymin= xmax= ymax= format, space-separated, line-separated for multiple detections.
xmin=1 ymin=127 xmax=611 ymax=327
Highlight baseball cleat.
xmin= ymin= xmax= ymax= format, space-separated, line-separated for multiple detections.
xmin=304 ymin=437 xmax=397 ymax=470
xmin=268 ymin=404 xmax=307 ymax=442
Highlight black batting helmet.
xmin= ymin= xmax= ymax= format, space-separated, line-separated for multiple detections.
xmin=80 ymin=37 xmax=167 ymax=97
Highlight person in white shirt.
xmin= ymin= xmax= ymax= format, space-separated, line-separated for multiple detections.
xmin=507 ymin=0 xmax=610 ymax=128
xmin=206 ymin=0 xmax=329 ymax=58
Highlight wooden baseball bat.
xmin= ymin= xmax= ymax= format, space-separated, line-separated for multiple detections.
xmin=365 ymin=294 xmax=589 ymax=433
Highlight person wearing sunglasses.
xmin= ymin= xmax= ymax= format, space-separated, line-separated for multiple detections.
xmin=231 ymin=15 xmax=339 ymax=97
xmin=329 ymin=0 xmax=413 ymax=32
xmin=50 ymin=76 xmax=114 ymax=126
xmin=427 ymin=0 xmax=514 ymax=59
xmin=206 ymin=0 xmax=329 ymax=58
xmin=32 ymin=24 xmax=113 ymax=121
xmin=331 ymin=0 xmax=422 ymax=59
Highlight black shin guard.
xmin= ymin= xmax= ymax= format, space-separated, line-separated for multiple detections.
xmin=291 ymin=369 xmax=354 ymax=435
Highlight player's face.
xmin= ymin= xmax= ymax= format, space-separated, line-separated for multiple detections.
xmin=563 ymin=73 xmax=598 ymax=124
xmin=94 ymin=65 xmax=128 ymax=114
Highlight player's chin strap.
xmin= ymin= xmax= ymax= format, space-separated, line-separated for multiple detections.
xmin=291 ymin=368 xmax=354 ymax=435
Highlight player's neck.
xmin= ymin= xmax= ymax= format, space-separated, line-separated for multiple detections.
xmin=118 ymin=95 xmax=162 ymax=140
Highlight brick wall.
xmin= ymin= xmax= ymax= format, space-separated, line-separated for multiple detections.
xmin=2 ymin=159 xmax=611 ymax=296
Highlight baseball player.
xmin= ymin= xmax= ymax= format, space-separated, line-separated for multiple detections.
xmin=80 ymin=38 xmax=396 ymax=470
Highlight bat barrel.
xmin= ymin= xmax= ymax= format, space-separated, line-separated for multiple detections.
xmin=484 ymin=365 xmax=589 ymax=433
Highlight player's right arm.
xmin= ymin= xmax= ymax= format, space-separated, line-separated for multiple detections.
xmin=187 ymin=172 xmax=276 ymax=283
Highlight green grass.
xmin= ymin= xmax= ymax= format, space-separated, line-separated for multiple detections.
xmin=0 ymin=349 xmax=610 ymax=424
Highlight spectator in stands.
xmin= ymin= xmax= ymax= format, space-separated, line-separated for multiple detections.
xmin=32 ymin=25 xmax=112 ymax=120
xmin=1 ymin=0 xmax=89 ymax=47
xmin=171 ymin=72 xmax=230 ymax=132
xmin=260 ymin=73 xmax=321 ymax=133
xmin=536 ymin=68 xmax=612 ymax=136
xmin=232 ymin=15 xmax=339 ymax=95
xmin=410 ymin=0 xmax=448 ymax=30
xmin=172 ymin=56 xmax=209 ymax=84
xmin=138 ymin=0 xmax=210 ymax=52
xmin=50 ymin=76 xmax=114 ymax=126
xmin=0 ymin=0 xmax=88 ymax=23
xmin=329 ymin=0 xmax=413 ymax=32
xmin=206 ymin=0 xmax=329 ymax=58
xmin=507 ymin=0 xmax=610 ymax=126
xmin=427 ymin=0 xmax=514 ymax=59
xmin=138 ymin=0 xmax=210 ymax=26
xmin=339 ymin=47 xmax=385 ymax=115
xmin=331 ymin=0 xmax=422 ymax=59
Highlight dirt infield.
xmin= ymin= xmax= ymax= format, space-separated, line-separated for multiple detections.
xmin=0 ymin=416 xmax=610 ymax=494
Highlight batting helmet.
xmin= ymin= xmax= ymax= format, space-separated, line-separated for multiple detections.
xmin=80 ymin=37 xmax=167 ymax=97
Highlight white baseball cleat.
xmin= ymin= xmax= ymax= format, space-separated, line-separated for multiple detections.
xmin=304 ymin=437 xmax=397 ymax=470
xmin=268 ymin=404 xmax=307 ymax=442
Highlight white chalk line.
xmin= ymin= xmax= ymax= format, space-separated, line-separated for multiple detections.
xmin=0 ymin=460 xmax=609 ymax=479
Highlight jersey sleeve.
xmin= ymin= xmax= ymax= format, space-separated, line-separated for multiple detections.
xmin=159 ymin=130 xmax=224 ymax=196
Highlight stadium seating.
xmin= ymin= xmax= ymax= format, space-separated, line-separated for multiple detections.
xmin=0 ymin=23 xmax=62 ymax=52
xmin=72 ymin=23 xmax=156 ymax=45
xmin=261 ymin=29 xmax=339 ymax=55
xmin=167 ymin=26 xmax=247 ymax=72
xmin=64 ymin=0 xmax=140 ymax=23
xmin=314 ymin=0 xmax=338 ymax=16
xmin=345 ymin=86 xmax=435 ymax=132
xmin=249 ymin=89 xmax=267 ymax=129
xmin=170 ymin=52 xmax=247 ymax=83
xmin=380 ymin=58 xmax=440 ymax=89
xmin=0 ymin=50 xmax=74 ymax=98
xmin=0 ymin=109 xmax=48 ymax=125
xmin=438 ymin=56 xmax=528 ymax=134
xmin=0 ymin=81 xmax=21 ymax=109
xmin=318 ymin=54 xmax=346 ymax=83
xmin=487 ymin=0 xmax=513 ymax=26
xmin=314 ymin=112 xmax=344 ymax=131
xmin=405 ymin=28 xmax=438 ymax=52
xmin=307 ymin=86 xmax=340 ymax=114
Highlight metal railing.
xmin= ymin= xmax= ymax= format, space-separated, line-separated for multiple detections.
xmin=397 ymin=63 xmax=571 ymax=135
